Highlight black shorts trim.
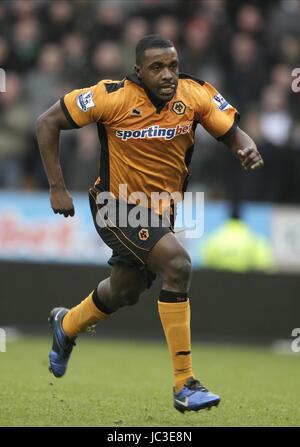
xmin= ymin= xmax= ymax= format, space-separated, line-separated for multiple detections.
xmin=99 ymin=217 xmax=146 ymax=264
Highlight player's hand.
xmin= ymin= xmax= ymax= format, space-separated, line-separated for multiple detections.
xmin=237 ymin=147 xmax=264 ymax=171
xmin=50 ymin=186 xmax=75 ymax=217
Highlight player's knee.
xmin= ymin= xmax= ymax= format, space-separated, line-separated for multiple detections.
xmin=111 ymin=287 xmax=140 ymax=307
xmin=122 ymin=290 xmax=140 ymax=306
xmin=163 ymin=255 xmax=192 ymax=290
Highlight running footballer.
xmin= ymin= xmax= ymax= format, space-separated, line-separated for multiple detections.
xmin=36 ymin=35 xmax=263 ymax=413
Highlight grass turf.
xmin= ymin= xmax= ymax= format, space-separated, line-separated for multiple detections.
xmin=0 ymin=336 xmax=299 ymax=427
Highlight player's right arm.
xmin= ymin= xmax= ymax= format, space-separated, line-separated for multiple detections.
xmin=36 ymin=100 xmax=76 ymax=217
xmin=37 ymin=81 xmax=113 ymax=217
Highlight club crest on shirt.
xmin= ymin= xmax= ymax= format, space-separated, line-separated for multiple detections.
xmin=77 ymin=91 xmax=95 ymax=112
xmin=213 ymin=93 xmax=231 ymax=111
xmin=172 ymin=101 xmax=186 ymax=115
xmin=139 ymin=229 xmax=149 ymax=241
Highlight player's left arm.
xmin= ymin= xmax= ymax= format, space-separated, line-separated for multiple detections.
xmin=221 ymin=126 xmax=264 ymax=171
xmin=195 ymin=81 xmax=264 ymax=171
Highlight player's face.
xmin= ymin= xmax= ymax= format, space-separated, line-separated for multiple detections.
xmin=135 ymin=47 xmax=179 ymax=101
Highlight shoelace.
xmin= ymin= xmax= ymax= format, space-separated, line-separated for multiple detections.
xmin=186 ymin=378 xmax=209 ymax=392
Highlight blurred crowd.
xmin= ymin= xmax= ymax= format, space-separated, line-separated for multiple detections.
xmin=0 ymin=0 xmax=300 ymax=203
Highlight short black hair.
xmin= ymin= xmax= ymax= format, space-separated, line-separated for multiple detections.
xmin=136 ymin=34 xmax=174 ymax=64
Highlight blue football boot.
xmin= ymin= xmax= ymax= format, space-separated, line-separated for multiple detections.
xmin=173 ymin=377 xmax=220 ymax=413
xmin=48 ymin=307 xmax=76 ymax=378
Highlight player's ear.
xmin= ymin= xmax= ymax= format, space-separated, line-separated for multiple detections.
xmin=134 ymin=64 xmax=142 ymax=80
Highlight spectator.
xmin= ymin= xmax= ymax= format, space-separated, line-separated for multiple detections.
xmin=235 ymin=3 xmax=264 ymax=39
xmin=224 ymin=33 xmax=266 ymax=114
xmin=24 ymin=43 xmax=65 ymax=123
xmin=60 ymin=32 xmax=89 ymax=86
xmin=153 ymin=15 xmax=180 ymax=44
xmin=0 ymin=72 xmax=31 ymax=188
xmin=181 ymin=17 xmax=217 ymax=79
xmin=43 ymin=0 xmax=75 ymax=42
xmin=91 ymin=41 xmax=124 ymax=82
xmin=121 ymin=17 xmax=150 ymax=73
xmin=10 ymin=17 xmax=41 ymax=73
xmin=0 ymin=1 xmax=298 ymax=203
xmin=201 ymin=202 xmax=274 ymax=272
xmin=260 ymin=85 xmax=292 ymax=147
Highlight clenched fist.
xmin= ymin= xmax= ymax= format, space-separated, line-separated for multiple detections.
xmin=237 ymin=147 xmax=264 ymax=170
xmin=50 ymin=186 xmax=75 ymax=217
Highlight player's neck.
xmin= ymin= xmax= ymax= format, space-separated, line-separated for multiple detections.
xmin=142 ymin=82 xmax=168 ymax=112
xmin=127 ymin=73 xmax=168 ymax=113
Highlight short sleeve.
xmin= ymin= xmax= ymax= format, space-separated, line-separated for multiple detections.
xmin=60 ymin=81 xmax=108 ymax=128
xmin=195 ymin=82 xmax=240 ymax=140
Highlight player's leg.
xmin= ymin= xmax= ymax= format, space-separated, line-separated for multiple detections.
xmin=147 ymin=232 xmax=193 ymax=389
xmin=148 ymin=231 xmax=192 ymax=292
xmin=62 ymin=263 xmax=148 ymax=335
xmin=49 ymin=264 xmax=148 ymax=377
xmin=147 ymin=232 xmax=220 ymax=412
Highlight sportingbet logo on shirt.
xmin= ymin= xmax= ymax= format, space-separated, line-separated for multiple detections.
xmin=77 ymin=91 xmax=95 ymax=112
xmin=213 ymin=93 xmax=231 ymax=111
xmin=116 ymin=123 xmax=192 ymax=141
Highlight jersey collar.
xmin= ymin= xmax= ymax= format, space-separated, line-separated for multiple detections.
xmin=126 ymin=72 xmax=169 ymax=114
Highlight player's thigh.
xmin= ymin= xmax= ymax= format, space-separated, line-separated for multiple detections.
xmin=147 ymin=232 xmax=191 ymax=278
xmin=110 ymin=263 xmax=148 ymax=298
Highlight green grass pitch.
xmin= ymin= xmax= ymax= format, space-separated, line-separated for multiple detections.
xmin=0 ymin=336 xmax=299 ymax=427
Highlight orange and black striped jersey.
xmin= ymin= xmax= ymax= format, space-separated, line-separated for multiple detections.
xmin=61 ymin=73 xmax=239 ymax=209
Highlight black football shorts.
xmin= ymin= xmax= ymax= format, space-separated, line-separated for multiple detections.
xmin=88 ymin=187 xmax=173 ymax=287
